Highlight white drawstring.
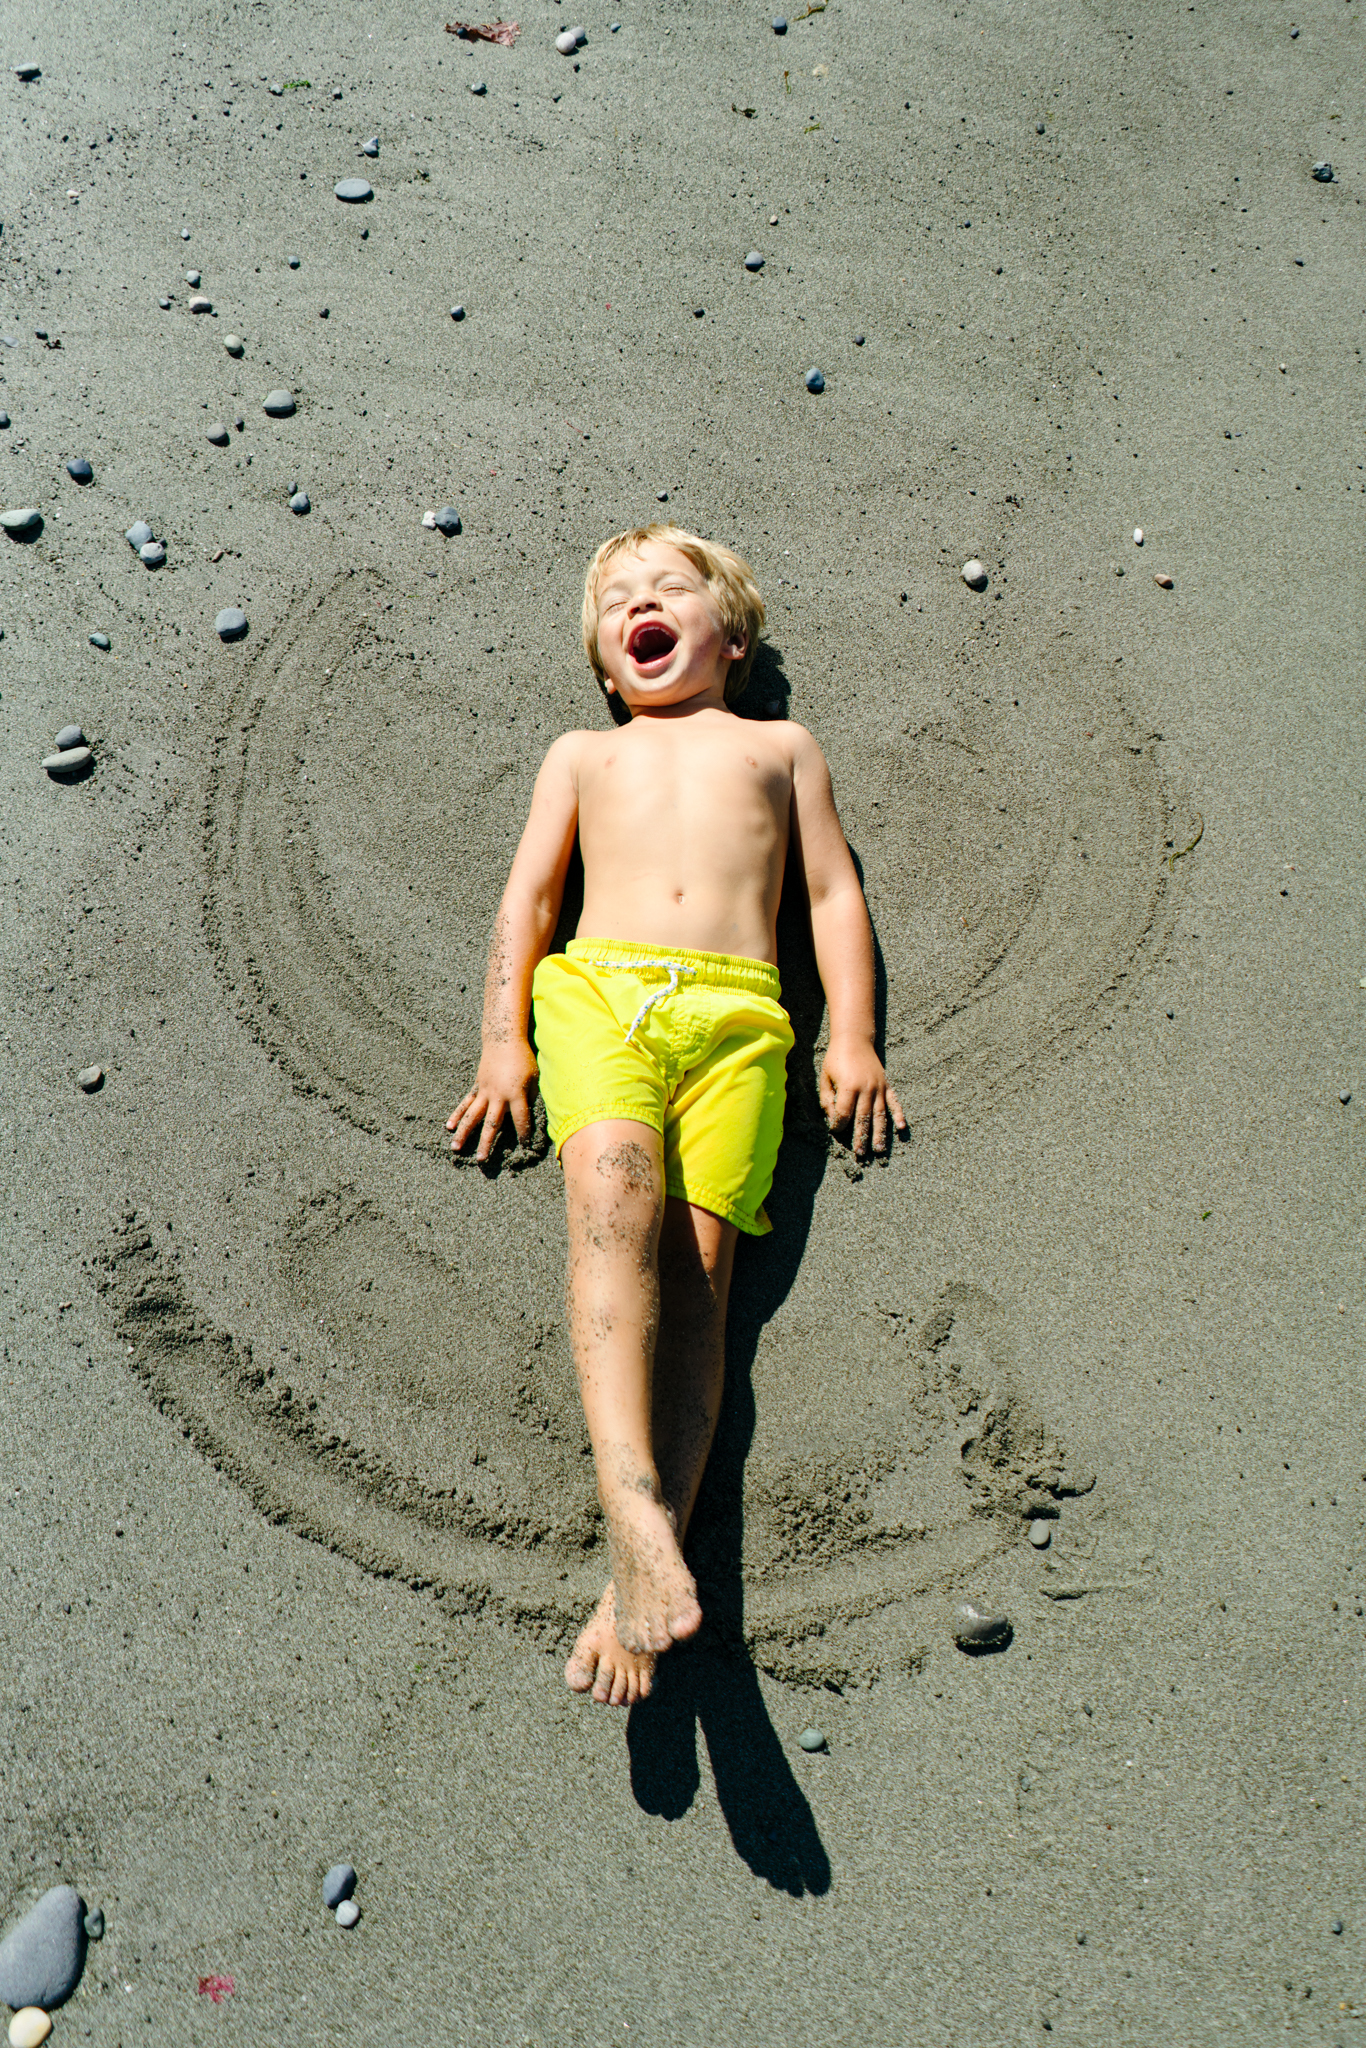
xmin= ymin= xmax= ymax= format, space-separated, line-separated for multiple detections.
xmin=587 ymin=956 xmax=697 ymax=1043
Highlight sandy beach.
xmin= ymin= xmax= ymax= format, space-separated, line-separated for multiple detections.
xmin=1 ymin=0 xmax=1362 ymax=2037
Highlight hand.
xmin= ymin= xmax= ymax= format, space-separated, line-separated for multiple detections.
xmin=446 ymin=1040 xmax=539 ymax=1163
xmin=819 ymin=1035 xmax=907 ymax=1160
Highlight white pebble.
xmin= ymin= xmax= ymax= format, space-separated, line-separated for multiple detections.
xmin=224 ymin=334 xmax=244 ymax=357
xmin=188 ymin=294 xmax=212 ymax=314
xmin=335 ymin=1899 xmax=360 ymax=1928
xmin=961 ymin=558 xmax=988 ymax=590
xmin=8 ymin=2011 xmax=52 ymax=2048
xmin=1132 ymin=527 xmax=1144 ymax=545
xmin=421 ymin=510 xmax=437 ymax=529
xmin=78 ymin=1065 xmax=103 ymax=1091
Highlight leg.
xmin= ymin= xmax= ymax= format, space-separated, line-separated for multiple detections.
xmin=560 ymin=1122 xmax=703 ymax=1706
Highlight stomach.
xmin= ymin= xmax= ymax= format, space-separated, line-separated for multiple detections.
xmin=575 ymin=878 xmax=780 ymax=964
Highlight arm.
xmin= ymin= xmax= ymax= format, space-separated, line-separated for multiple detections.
xmin=447 ymin=735 xmax=581 ymax=1162
xmin=789 ymin=730 xmax=907 ymax=1158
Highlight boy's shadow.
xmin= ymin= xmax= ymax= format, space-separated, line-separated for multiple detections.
xmin=626 ymin=640 xmax=836 ymax=1897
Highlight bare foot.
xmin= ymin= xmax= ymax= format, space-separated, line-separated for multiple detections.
xmin=604 ymin=1481 xmax=703 ymax=1655
xmin=565 ymin=1583 xmax=656 ymax=1705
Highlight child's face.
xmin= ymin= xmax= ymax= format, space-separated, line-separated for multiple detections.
xmin=595 ymin=542 xmax=745 ymax=711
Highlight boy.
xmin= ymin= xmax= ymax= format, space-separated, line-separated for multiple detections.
xmin=447 ymin=525 xmax=904 ymax=1707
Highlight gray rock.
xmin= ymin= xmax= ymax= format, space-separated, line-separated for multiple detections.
xmin=224 ymin=334 xmax=245 ymax=358
xmin=322 ymin=1863 xmax=356 ymax=1909
xmin=434 ymin=506 xmax=462 ymax=535
xmin=89 ymin=632 xmax=111 ymax=650
xmin=158 ymin=296 xmax=171 ymax=309
xmin=853 ymin=332 xmax=865 ymax=344
xmin=65 ymin=457 xmax=93 ymax=484
xmin=1037 ymin=121 xmax=1046 ymax=133
xmin=334 ymin=177 xmax=373 ymax=203
xmin=335 ymin=1899 xmax=360 ymax=1928
xmin=13 ymin=62 xmax=41 ymax=81
xmin=269 ymin=80 xmax=283 ymax=95
xmin=804 ymin=367 xmax=825 ymax=393
xmin=287 ymin=481 xmax=298 ymax=495
xmin=797 ymin=1727 xmax=827 ymax=1752
xmin=360 ymin=136 xmax=379 ymax=156
xmin=555 ymin=27 xmax=585 ymax=52
xmin=206 ymin=422 xmax=230 ymax=445
xmin=181 ymin=228 xmax=191 ymax=239
xmin=1 ymin=507 xmax=42 ymax=537
xmin=185 ymin=270 xmax=201 ymax=287
xmin=263 ymin=389 xmax=296 ymax=416
xmin=451 ymin=304 xmax=466 ymax=321
xmin=1341 ymin=1091 xmax=1352 ymax=1107
xmin=656 ymin=490 xmax=669 ymax=502
xmin=233 ymin=415 xmax=245 ymax=431
xmin=0 ymin=1887 xmax=87 ymax=2011
xmin=289 ymin=491 xmax=310 ymax=514
xmin=470 ymin=79 xmax=487 ymax=94
xmin=744 ymin=250 xmax=764 ymax=270
xmin=188 ymin=294 xmax=212 ymax=314
xmin=139 ymin=539 xmax=166 ymax=568
xmin=289 ymin=255 xmax=301 ymax=268
xmin=215 ymin=606 xmax=248 ymax=641
xmin=1312 ymin=161 xmax=1333 ymax=182
xmin=953 ymin=1603 xmax=1012 ymax=1652
xmin=55 ymin=724 xmax=85 ymax=750
xmin=83 ymin=1909 xmax=104 ymax=1941
xmin=1027 ymin=1518 xmax=1053 ymax=1549
xmin=77 ymin=1066 xmax=103 ymax=1093
xmin=43 ymin=747 xmax=93 ymax=779
xmin=0 ymin=412 xmax=9 ymax=427
xmin=772 ymin=16 xmax=788 ymax=31
xmin=1333 ymin=1918 xmax=1345 ymax=1935
xmin=125 ymin=520 xmax=153 ymax=550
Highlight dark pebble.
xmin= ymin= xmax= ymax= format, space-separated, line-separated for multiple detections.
xmin=215 ymin=607 xmax=248 ymax=641
xmin=853 ymin=332 xmax=864 ymax=344
xmin=289 ymin=256 xmax=301 ymax=268
xmin=83 ymin=1910 xmax=104 ymax=1942
xmin=322 ymin=1863 xmax=357 ymax=1909
xmin=0 ymin=412 xmax=8 ymax=427
xmin=55 ymin=724 xmax=85 ymax=750
xmin=693 ymin=306 xmax=705 ymax=318
xmin=0 ymin=1885 xmax=88 ymax=2010
xmin=434 ymin=506 xmax=462 ymax=535
xmin=773 ymin=16 xmax=788 ymax=31
xmin=1037 ymin=121 xmax=1046 ymax=133
xmin=206 ymin=422 xmax=230 ymax=446
xmin=1340 ymin=1092 xmax=1352 ymax=1107
xmin=804 ymin=367 xmax=825 ymax=392
xmin=1312 ymin=161 xmax=1333 ymax=182
xmin=451 ymin=303 xmax=466 ymax=321
xmin=289 ymin=491 xmax=311 ymax=514
xmin=66 ymin=458 xmax=93 ymax=484
xmin=89 ymin=632 xmax=110 ymax=650
xmin=1333 ymin=1919 xmax=1344 ymax=1935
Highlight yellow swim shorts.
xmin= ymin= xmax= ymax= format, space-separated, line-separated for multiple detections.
xmin=531 ymin=938 xmax=795 ymax=1236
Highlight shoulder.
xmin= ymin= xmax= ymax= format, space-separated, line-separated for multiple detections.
xmin=776 ymin=721 xmax=830 ymax=773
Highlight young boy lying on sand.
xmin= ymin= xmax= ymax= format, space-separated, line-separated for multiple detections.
xmin=447 ymin=525 xmax=904 ymax=1706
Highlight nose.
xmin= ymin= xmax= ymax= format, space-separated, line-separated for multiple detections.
xmin=625 ymin=590 xmax=661 ymax=617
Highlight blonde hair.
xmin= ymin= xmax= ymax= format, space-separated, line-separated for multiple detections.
xmin=581 ymin=523 xmax=766 ymax=705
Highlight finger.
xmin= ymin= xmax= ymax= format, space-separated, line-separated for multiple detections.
xmin=885 ymin=1084 xmax=908 ymax=1134
xmin=449 ymin=1097 xmax=486 ymax=1149
xmin=827 ymin=1078 xmax=858 ymax=1130
xmin=446 ymin=1092 xmax=477 ymax=1132
xmin=818 ymin=1064 xmax=839 ymax=1120
xmin=871 ymin=1092 xmax=889 ymax=1156
xmin=510 ymin=1091 xmax=533 ymax=1146
xmin=852 ymin=1091 xmax=874 ymax=1157
xmin=475 ymin=1100 xmax=507 ymax=1163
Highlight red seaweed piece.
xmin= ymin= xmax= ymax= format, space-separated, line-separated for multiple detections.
xmin=197 ymin=1974 xmax=236 ymax=2003
xmin=444 ymin=20 xmax=521 ymax=44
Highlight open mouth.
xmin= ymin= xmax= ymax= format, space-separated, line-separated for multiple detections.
xmin=626 ymin=621 xmax=678 ymax=666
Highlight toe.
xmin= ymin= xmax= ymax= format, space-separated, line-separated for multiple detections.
xmin=565 ymin=1645 xmax=597 ymax=1694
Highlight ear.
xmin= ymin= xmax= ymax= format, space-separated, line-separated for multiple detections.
xmin=721 ymin=633 xmax=747 ymax=664
xmin=604 ymin=678 xmax=617 ymax=693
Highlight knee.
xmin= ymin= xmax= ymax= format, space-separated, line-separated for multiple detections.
xmin=573 ymin=1141 xmax=662 ymax=1249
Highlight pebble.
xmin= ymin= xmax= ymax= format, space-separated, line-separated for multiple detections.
xmin=77 ymin=1066 xmax=103 ymax=1093
xmin=1333 ymin=1918 xmax=1345 ymax=1935
xmin=125 ymin=519 xmax=153 ymax=549
xmin=234 ymin=414 xmax=245 ymax=431
xmin=1133 ymin=526 xmax=1144 ymax=544
xmin=656 ymin=490 xmax=669 ymax=502
xmin=744 ymin=250 xmax=765 ymax=270
xmin=470 ymin=79 xmax=487 ymax=94
xmin=42 ymin=746 xmax=92 ymax=778
xmin=1036 ymin=121 xmax=1046 ymax=133
xmin=263 ymin=389 xmax=296 ymax=417
xmin=798 ymin=1727 xmax=827 ymax=1752
xmin=188 ymin=295 xmax=212 ymax=314
xmin=139 ymin=539 xmax=166 ymax=568
xmin=0 ymin=412 xmax=8 ymax=427
xmin=853 ymin=331 xmax=865 ymax=344
xmin=334 ymin=177 xmax=373 ymax=203
xmin=181 ymin=228 xmax=191 ymax=239
xmin=89 ymin=632 xmax=110 ymax=650
xmin=1312 ymin=161 xmax=1333 ymax=182
xmin=215 ymin=606 xmax=248 ymax=641
xmin=55 ymin=723 xmax=85 ymax=750
xmin=421 ymin=510 xmax=437 ymax=528
xmin=289 ymin=491 xmax=311 ymax=514
xmin=66 ymin=457 xmax=93 ymax=484
xmin=773 ymin=15 xmax=788 ymax=31
xmin=1028 ymin=1518 xmax=1053 ymax=1549
xmin=158 ymin=296 xmax=171 ymax=310
xmin=450 ymin=304 xmax=468 ymax=323
xmin=555 ymin=27 xmax=587 ymax=53
xmin=13 ymin=63 xmax=40 ymax=82
xmin=322 ymin=1864 xmax=357 ymax=1909
xmin=289 ymin=255 xmax=301 ymax=268
xmin=206 ymin=421 xmax=230 ymax=445
xmin=185 ymin=270 xmax=201 ymax=287
xmin=224 ymin=334 xmax=244 ymax=357
xmin=434 ymin=506 xmax=462 ymax=535
xmin=1154 ymin=572 xmax=1174 ymax=589
xmin=8 ymin=2012 xmax=52 ymax=2048
xmin=0 ymin=1886 xmax=88 ymax=2011
xmin=804 ymin=367 xmax=825 ymax=393
xmin=1340 ymin=1091 xmax=1352 ymax=1107
xmin=961 ymin=557 xmax=988 ymax=590
xmin=335 ymin=1900 xmax=361 ymax=1929
xmin=953 ymin=1603 xmax=1012 ymax=1652
xmin=1 ymin=508 xmax=42 ymax=537
xmin=360 ymin=137 xmax=380 ymax=158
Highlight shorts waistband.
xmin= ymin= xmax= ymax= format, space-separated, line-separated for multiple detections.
xmin=565 ymin=938 xmax=782 ymax=1000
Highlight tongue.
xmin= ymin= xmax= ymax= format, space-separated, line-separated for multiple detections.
xmin=632 ymin=625 xmax=676 ymax=663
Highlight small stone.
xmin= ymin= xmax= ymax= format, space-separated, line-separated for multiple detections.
xmin=1311 ymin=161 xmax=1333 ymax=182
xmin=656 ymin=490 xmax=669 ymax=502
xmin=773 ymin=15 xmax=788 ymax=31
xmin=1340 ymin=1092 xmax=1352 ymax=1107
xmin=0 ymin=412 xmax=8 ymax=427
xmin=421 ymin=510 xmax=437 ymax=529
xmin=224 ymin=334 xmax=244 ymax=357
xmin=434 ymin=506 xmax=462 ymax=536
xmin=125 ymin=519 xmax=153 ymax=549
xmin=139 ymin=539 xmax=166 ymax=568
xmin=1 ymin=508 xmax=42 ymax=537
xmin=693 ymin=305 xmax=705 ymax=318
xmin=83 ymin=1910 xmax=103 ymax=1941
xmin=1036 ymin=121 xmax=1046 ymax=133
xmin=797 ymin=1727 xmax=827 ymax=1752
xmin=13 ymin=63 xmax=40 ymax=81
xmin=360 ymin=136 xmax=379 ymax=157
xmin=89 ymin=632 xmax=110 ymax=650
xmin=318 ymin=307 xmax=329 ymax=319
xmin=1333 ymin=1918 xmax=1345 ymax=1935
xmin=470 ymin=79 xmax=487 ymax=93
xmin=334 ymin=177 xmax=373 ymax=202
xmin=234 ymin=415 xmax=245 ymax=431
xmin=322 ymin=1863 xmax=357 ymax=1909
xmin=263 ymin=389 xmax=296 ymax=416
xmin=181 ymin=227 xmax=191 ymax=239
xmin=804 ymin=367 xmax=825 ymax=392
xmin=450 ymin=304 xmax=466 ymax=321
xmin=8 ymin=2012 xmax=52 ymax=2048
xmin=55 ymin=724 xmax=85 ymax=750
xmin=206 ymin=422 xmax=230 ymax=445
xmin=961 ymin=557 xmax=988 ymax=590
xmin=77 ymin=1066 xmax=103 ymax=1093
xmin=288 ymin=255 xmax=301 ymax=268
xmin=853 ymin=332 xmax=865 ymax=344
xmin=185 ymin=269 xmax=201 ymax=286
xmin=335 ymin=1900 xmax=360 ymax=1928
xmin=188 ymin=294 xmax=212 ymax=314
xmin=555 ymin=27 xmax=586 ymax=53
xmin=289 ymin=491 xmax=311 ymax=514
xmin=158 ymin=296 xmax=171 ymax=309
xmin=1154 ymin=572 xmax=1174 ymax=589
xmin=269 ymin=80 xmax=283 ymax=95
xmin=744 ymin=250 xmax=765 ymax=270
xmin=65 ymin=457 xmax=93 ymax=484
xmin=953 ymin=1603 xmax=1012 ymax=1652
xmin=215 ymin=606 xmax=248 ymax=641
xmin=1133 ymin=527 xmax=1144 ymax=544
xmin=1028 ymin=1518 xmax=1053 ymax=1549
xmin=0 ymin=1885 xmax=88 ymax=2011
xmin=42 ymin=746 xmax=92 ymax=778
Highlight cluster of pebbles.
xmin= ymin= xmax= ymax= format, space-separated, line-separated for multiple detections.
xmin=0 ymin=1884 xmax=104 ymax=2045
xmin=42 ymin=724 xmax=92 ymax=781
xmin=323 ymin=1862 xmax=361 ymax=1928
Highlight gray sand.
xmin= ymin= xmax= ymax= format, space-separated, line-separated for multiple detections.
xmin=1 ymin=0 xmax=1362 ymax=2039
